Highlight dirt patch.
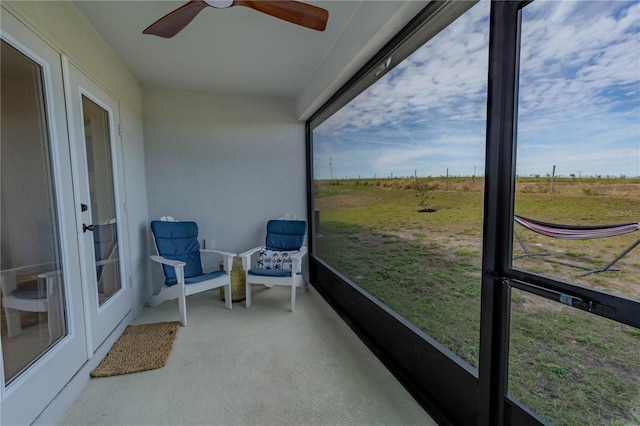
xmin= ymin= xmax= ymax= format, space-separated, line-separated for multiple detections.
xmin=315 ymin=193 xmax=380 ymax=210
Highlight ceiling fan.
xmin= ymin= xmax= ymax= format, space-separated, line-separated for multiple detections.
xmin=143 ymin=0 xmax=329 ymax=38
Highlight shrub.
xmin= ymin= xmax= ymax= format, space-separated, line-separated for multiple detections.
xmin=582 ymin=187 xmax=599 ymax=196
xmin=414 ymin=178 xmax=434 ymax=212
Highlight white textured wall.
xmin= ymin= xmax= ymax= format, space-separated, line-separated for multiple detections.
xmin=143 ymin=87 xmax=307 ymax=290
xmin=6 ymin=0 xmax=150 ymax=316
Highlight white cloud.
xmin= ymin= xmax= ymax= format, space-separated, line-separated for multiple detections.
xmin=314 ymin=1 xmax=639 ymax=179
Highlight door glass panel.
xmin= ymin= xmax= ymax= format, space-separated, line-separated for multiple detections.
xmin=81 ymin=96 xmax=121 ymax=305
xmin=1 ymin=40 xmax=67 ymax=384
xmin=512 ymin=0 xmax=640 ymax=301
xmin=508 ymin=288 xmax=640 ymax=425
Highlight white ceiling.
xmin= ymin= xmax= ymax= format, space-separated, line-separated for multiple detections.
xmin=73 ymin=1 xmax=428 ymax=119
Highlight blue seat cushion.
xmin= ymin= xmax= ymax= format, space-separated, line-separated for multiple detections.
xmin=165 ymin=270 xmax=227 ymax=286
xmin=151 ymin=220 xmax=203 ymax=285
xmin=265 ymin=220 xmax=306 ymax=251
xmin=248 ymin=268 xmax=292 ymax=278
xmin=11 ymin=286 xmax=45 ymax=299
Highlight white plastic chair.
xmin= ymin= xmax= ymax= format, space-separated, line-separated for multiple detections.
xmin=148 ymin=217 xmax=235 ymax=326
xmin=1 ymin=264 xmax=63 ymax=343
xmin=240 ymin=217 xmax=307 ymax=311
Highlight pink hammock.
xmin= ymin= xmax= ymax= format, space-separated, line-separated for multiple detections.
xmin=514 ymin=215 xmax=640 ymax=276
xmin=514 ymin=215 xmax=640 ymax=239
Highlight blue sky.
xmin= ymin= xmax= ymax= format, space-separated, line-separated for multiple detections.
xmin=313 ymin=1 xmax=639 ymax=180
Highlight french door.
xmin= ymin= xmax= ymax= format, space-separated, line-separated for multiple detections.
xmin=66 ymin=62 xmax=132 ymax=355
xmin=1 ymin=8 xmax=133 ymax=424
xmin=1 ymin=12 xmax=87 ymax=426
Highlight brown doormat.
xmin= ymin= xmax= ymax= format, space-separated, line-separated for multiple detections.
xmin=90 ymin=321 xmax=180 ymax=377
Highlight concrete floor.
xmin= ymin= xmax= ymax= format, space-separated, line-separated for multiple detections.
xmin=58 ymin=285 xmax=437 ymax=425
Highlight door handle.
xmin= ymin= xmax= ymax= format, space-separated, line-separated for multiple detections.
xmin=83 ymin=224 xmax=95 ymax=233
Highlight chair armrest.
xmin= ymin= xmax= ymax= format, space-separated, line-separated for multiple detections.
xmin=37 ymin=271 xmax=61 ymax=296
xmin=95 ymin=258 xmax=118 ymax=267
xmin=150 ymin=255 xmax=185 ymax=268
xmin=290 ymin=247 xmax=307 ymax=274
xmin=1 ymin=262 xmax=58 ymax=295
xmin=290 ymin=247 xmax=308 ymax=260
xmin=200 ymin=249 xmax=237 ymax=258
xmin=200 ymin=249 xmax=236 ymax=272
xmin=239 ymin=246 xmax=264 ymax=271
xmin=37 ymin=271 xmax=60 ymax=279
xmin=150 ymin=255 xmax=186 ymax=286
xmin=238 ymin=246 xmax=263 ymax=258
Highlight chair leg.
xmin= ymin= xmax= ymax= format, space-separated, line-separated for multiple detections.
xmin=48 ymin=296 xmax=64 ymax=343
xmin=224 ymin=282 xmax=232 ymax=310
xmin=290 ymin=285 xmax=296 ymax=312
xmin=246 ymin=282 xmax=252 ymax=308
xmin=4 ymin=307 xmax=22 ymax=338
xmin=178 ymin=287 xmax=187 ymax=326
xmin=47 ymin=272 xmax=64 ymax=343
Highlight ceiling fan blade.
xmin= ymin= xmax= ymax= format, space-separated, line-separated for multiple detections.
xmin=233 ymin=0 xmax=328 ymax=32
xmin=143 ymin=0 xmax=210 ymax=38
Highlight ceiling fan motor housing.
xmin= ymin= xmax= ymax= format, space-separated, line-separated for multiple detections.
xmin=206 ymin=0 xmax=234 ymax=8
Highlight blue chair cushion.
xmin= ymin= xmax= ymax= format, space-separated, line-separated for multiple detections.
xmin=248 ymin=268 xmax=292 ymax=278
xmin=265 ymin=220 xmax=306 ymax=251
xmin=172 ymin=270 xmax=227 ymax=286
xmin=151 ymin=220 xmax=203 ymax=285
xmin=11 ymin=286 xmax=45 ymax=300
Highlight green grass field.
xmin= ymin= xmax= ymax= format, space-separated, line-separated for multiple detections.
xmin=314 ymin=176 xmax=639 ymax=426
